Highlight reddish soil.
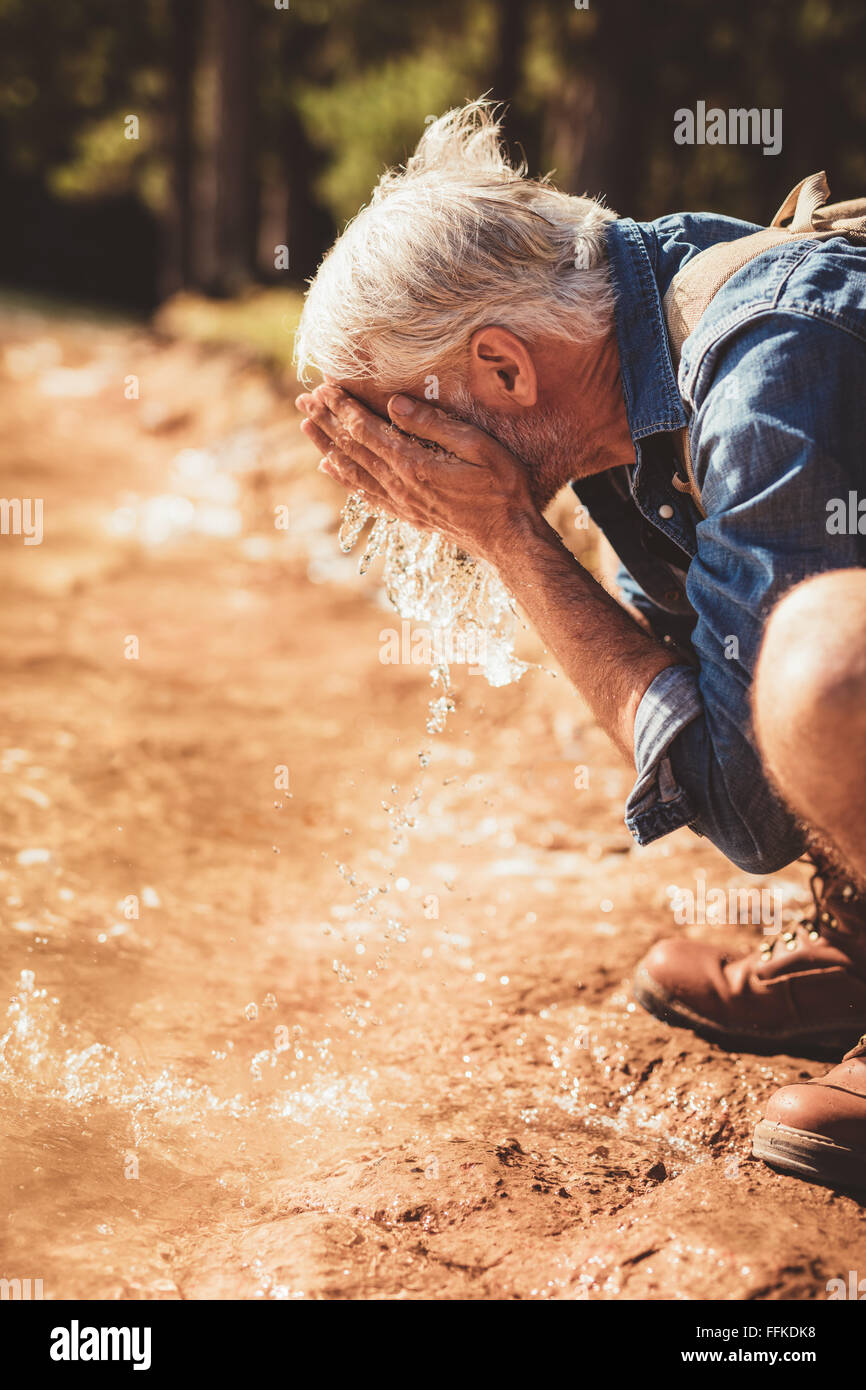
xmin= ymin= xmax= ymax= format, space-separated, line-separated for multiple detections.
xmin=1 ymin=304 xmax=864 ymax=1301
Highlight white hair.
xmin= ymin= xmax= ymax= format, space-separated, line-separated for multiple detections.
xmin=294 ymin=99 xmax=617 ymax=389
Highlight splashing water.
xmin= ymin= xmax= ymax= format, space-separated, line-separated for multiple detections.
xmin=0 ymin=969 xmax=371 ymax=1137
xmin=338 ymin=492 xmax=532 ymax=699
xmin=320 ymin=494 xmax=538 ymax=987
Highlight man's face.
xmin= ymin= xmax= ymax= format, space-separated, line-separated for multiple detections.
xmin=334 ymin=374 xmax=592 ymax=512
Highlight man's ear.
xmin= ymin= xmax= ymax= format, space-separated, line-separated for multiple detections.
xmin=467 ymin=326 xmax=538 ymax=409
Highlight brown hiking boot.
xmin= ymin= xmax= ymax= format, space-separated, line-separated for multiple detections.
xmin=633 ymin=869 xmax=866 ymax=1053
xmin=753 ymin=1036 xmax=866 ymax=1189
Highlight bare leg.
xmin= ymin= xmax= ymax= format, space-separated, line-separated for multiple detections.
xmin=753 ymin=569 xmax=866 ymax=887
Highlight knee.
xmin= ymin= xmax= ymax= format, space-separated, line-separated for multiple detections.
xmin=754 ymin=571 xmax=866 ymax=755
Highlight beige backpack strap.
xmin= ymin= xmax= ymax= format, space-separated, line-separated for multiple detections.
xmin=664 ymin=171 xmax=866 ymax=365
xmin=773 ymin=172 xmax=866 ymax=237
xmin=663 ymin=225 xmax=790 ymax=365
xmin=662 ymin=171 xmax=866 ymax=517
xmin=769 ymin=170 xmax=831 ymax=229
xmin=671 ymin=426 xmax=707 ymax=518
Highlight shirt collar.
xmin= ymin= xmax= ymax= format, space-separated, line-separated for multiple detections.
xmin=604 ymin=218 xmax=687 ymax=443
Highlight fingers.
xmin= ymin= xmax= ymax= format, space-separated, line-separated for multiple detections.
xmin=313 ymin=385 xmax=418 ymax=466
xmin=297 ymin=386 xmax=487 ymax=469
xmin=297 ymin=392 xmax=397 ymax=506
xmin=299 ymin=395 xmax=387 ymax=478
xmin=387 ymin=392 xmax=489 ymax=462
xmin=298 ymin=401 xmax=388 ymax=501
xmin=297 ymin=390 xmax=340 ymax=442
xmin=319 ymin=447 xmax=391 ymax=506
xmin=299 ymin=416 xmax=334 ymax=455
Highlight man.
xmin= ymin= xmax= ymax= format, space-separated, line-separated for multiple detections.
xmin=294 ymin=100 xmax=866 ymax=1191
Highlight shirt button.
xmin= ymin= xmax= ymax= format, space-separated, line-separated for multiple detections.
xmin=658 ymin=503 xmax=674 ymax=519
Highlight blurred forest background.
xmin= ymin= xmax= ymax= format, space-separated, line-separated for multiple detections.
xmin=1 ymin=0 xmax=865 ymax=338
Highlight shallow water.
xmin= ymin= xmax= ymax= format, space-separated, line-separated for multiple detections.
xmin=1 ymin=314 xmax=856 ymax=1302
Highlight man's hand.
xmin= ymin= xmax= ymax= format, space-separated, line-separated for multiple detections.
xmin=296 ymin=383 xmax=681 ymax=767
xmin=295 ymin=384 xmax=540 ymax=564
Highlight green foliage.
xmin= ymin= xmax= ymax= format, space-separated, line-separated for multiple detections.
xmin=2 ymin=0 xmax=866 ymax=305
xmin=156 ymin=288 xmax=305 ymax=366
xmin=297 ymin=36 xmax=493 ymax=223
xmin=0 ymin=0 xmax=157 ymax=176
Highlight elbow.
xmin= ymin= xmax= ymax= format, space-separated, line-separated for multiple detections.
xmin=712 ymin=835 xmax=800 ymax=877
xmin=689 ymin=792 xmax=806 ymax=876
xmin=671 ymin=744 xmax=807 ymax=875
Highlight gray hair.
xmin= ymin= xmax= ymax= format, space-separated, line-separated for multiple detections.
xmin=294 ymin=100 xmax=617 ymax=389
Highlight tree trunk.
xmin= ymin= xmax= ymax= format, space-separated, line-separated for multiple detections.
xmin=277 ymin=22 xmax=334 ymax=282
xmin=211 ymin=0 xmax=257 ymax=295
xmin=161 ymin=0 xmax=198 ymax=296
xmin=490 ymin=0 xmax=527 ymax=107
xmin=545 ymin=1 xmax=650 ymax=216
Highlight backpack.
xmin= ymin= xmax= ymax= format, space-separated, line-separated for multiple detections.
xmin=661 ymin=172 xmax=866 ymax=518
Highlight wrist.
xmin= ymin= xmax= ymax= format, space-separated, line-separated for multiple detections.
xmin=482 ymin=508 xmax=558 ymax=572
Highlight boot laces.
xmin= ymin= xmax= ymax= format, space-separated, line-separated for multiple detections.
xmin=758 ymin=867 xmax=857 ymax=960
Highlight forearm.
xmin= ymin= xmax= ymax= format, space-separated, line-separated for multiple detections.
xmin=295 ymin=383 xmax=685 ymax=761
xmin=486 ymin=513 xmax=683 ymax=763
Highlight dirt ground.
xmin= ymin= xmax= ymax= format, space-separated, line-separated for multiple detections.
xmin=1 ymin=301 xmax=865 ymax=1301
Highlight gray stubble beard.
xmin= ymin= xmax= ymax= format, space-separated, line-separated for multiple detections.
xmin=448 ymin=382 xmax=605 ymax=511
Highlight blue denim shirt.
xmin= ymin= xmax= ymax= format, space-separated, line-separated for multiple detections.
xmin=573 ymin=213 xmax=866 ymax=874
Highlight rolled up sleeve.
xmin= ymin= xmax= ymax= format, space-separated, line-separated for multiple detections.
xmin=625 ymin=664 xmax=703 ymax=842
xmin=625 ymin=655 xmax=807 ymax=873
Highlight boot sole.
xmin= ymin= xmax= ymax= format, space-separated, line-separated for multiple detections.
xmin=633 ymin=964 xmax=859 ymax=1057
xmin=753 ymin=1119 xmax=866 ymax=1191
